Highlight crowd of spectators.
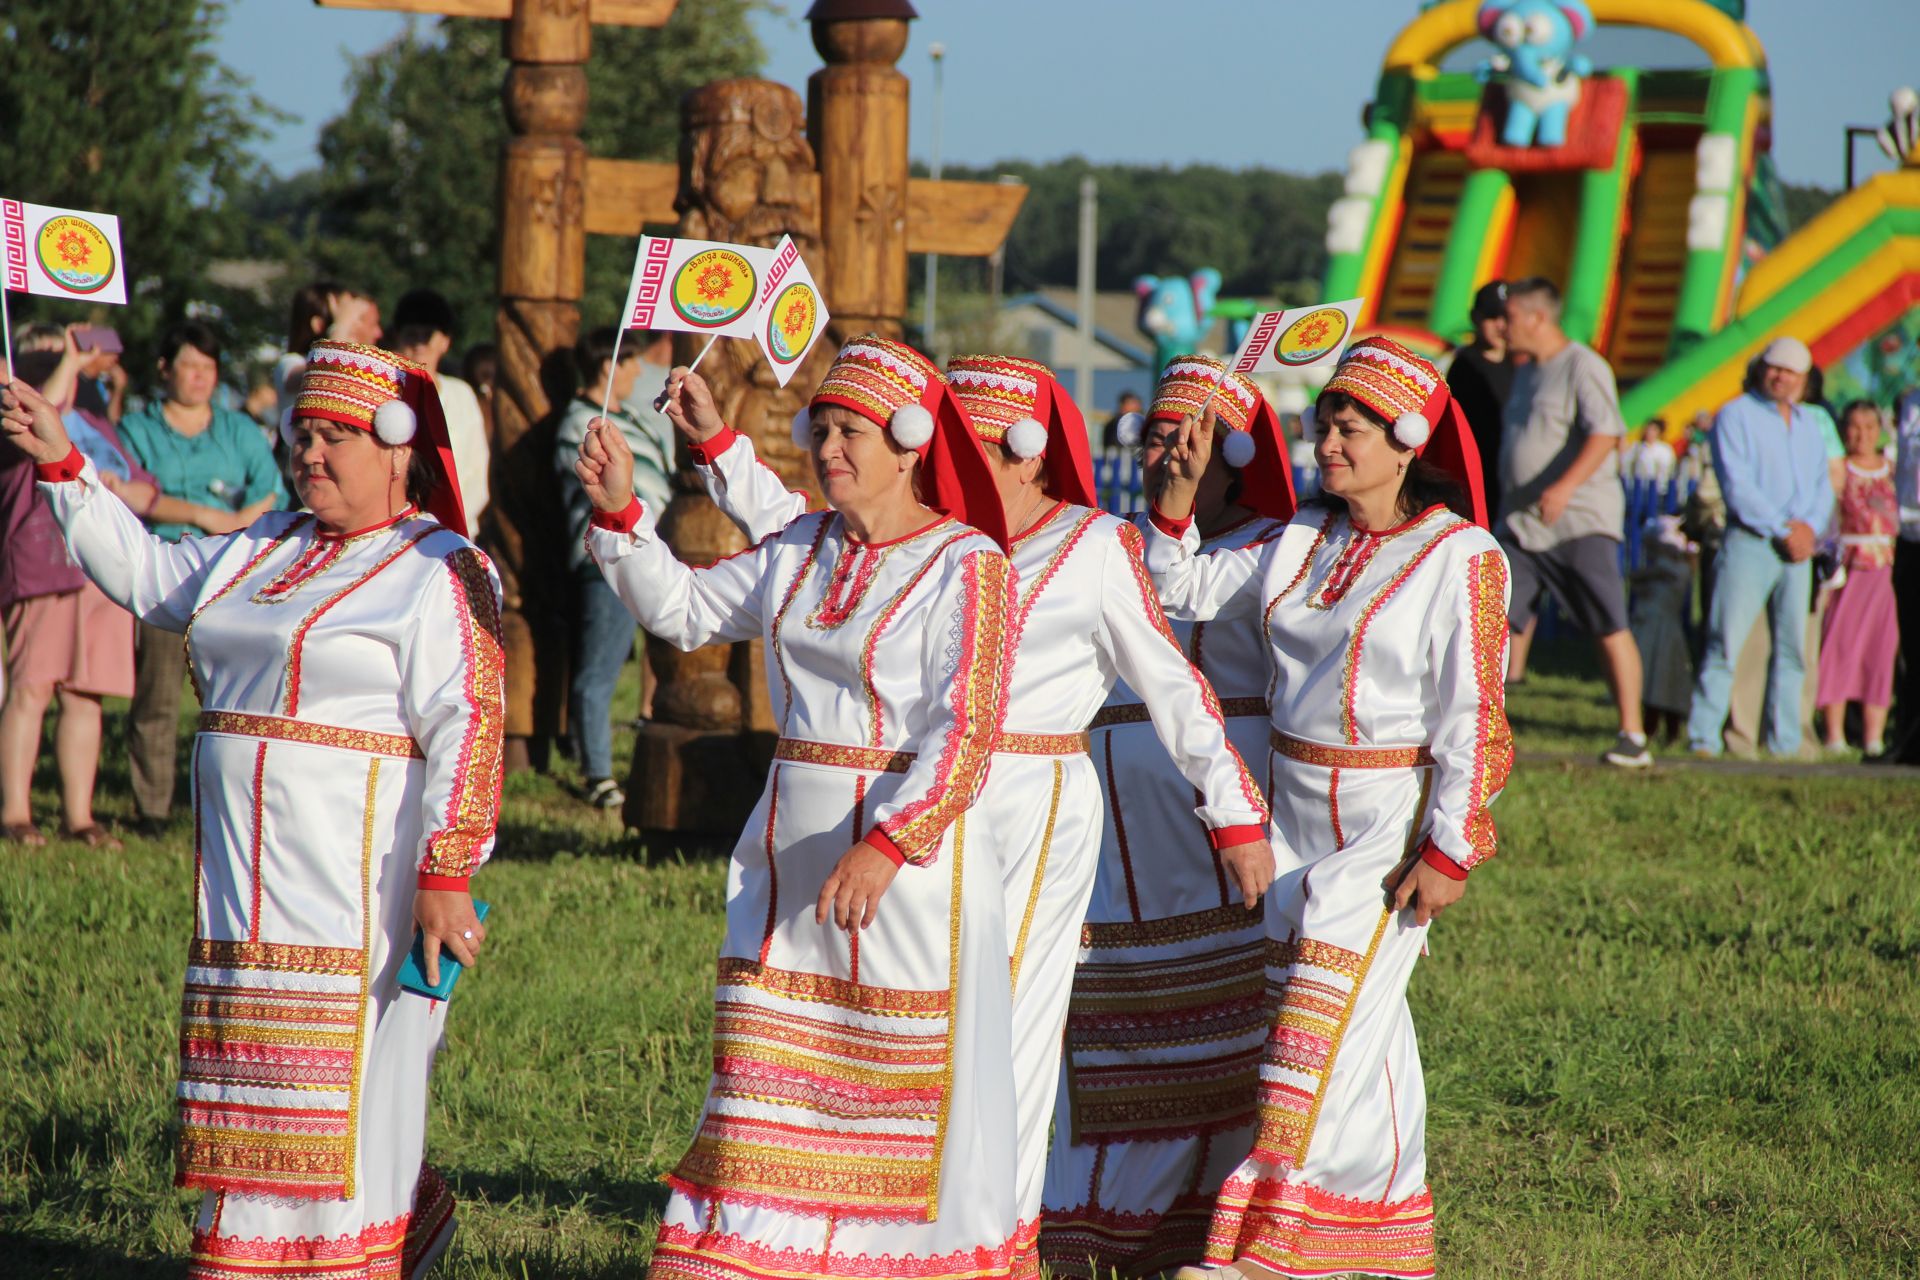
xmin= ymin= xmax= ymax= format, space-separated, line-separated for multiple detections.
xmin=4 ymin=271 xmax=1919 ymax=846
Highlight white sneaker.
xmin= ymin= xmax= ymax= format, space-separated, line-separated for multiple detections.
xmin=1602 ymin=733 xmax=1652 ymax=768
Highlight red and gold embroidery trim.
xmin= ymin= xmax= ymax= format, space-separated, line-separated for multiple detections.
xmin=1091 ymin=696 xmax=1268 ymax=729
xmin=994 ymin=730 xmax=1091 ymax=756
xmin=1459 ymin=549 xmax=1513 ymax=870
xmin=874 ymin=549 xmax=1011 ymax=866
xmin=1339 ymin=519 xmax=1473 ymax=744
xmin=187 ymin=937 xmax=364 ymax=975
xmin=198 ymin=711 xmax=423 ymax=759
xmin=1268 ymin=731 xmax=1434 ymax=770
xmin=419 ymin=547 xmax=506 ymax=881
xmin=774 ymin=738 xmax=917 ymax=773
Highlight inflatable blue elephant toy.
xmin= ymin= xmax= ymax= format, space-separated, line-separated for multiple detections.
xmin=1135 ymin=269 xmax=1222 ymax=371
xmin=1474 ymin=0 xmax=1594 ymax=149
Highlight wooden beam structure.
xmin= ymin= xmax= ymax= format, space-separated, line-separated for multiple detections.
xmin=317 ymin=0 xmax=677 ymax=27
xmin=583 ymin=159 xmax=1028 ymax=258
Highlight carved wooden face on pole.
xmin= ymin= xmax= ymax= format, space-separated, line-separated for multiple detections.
xmin=677 ymin=79 xmax=833 ymax=487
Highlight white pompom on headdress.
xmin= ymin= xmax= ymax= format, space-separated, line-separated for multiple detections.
xmin=1221 ymin=428 xmax=1257 ymax=469
xmin=278 ymin=406 xmax=298 ymax=449
xmin=889 ymin=403 xmax=935 ymax=450
xmin=1005 ymin=416 xmax=1048 ymax=460
xmin=373 ymin=398 xmax=417 ymax=444
xmin=791 ymin=406 xmax=812 ymax=448
xmin=1392 ymin=412 xmax=1432 ymax=450
xmin=1114 ymin=411 xmax=1144 ymax=448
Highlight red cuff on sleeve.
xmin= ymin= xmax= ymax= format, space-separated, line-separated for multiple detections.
xmin=1148 ymin=502 xmax=1194 ymax=539
xmin=1418 ymin=838 xmax=1469 ymax=881
xmin=416 ymin=872 xmax=472 ymax=892
xmin=864 ymin=826 xmax=907 ymax=867
xmin=589 ymin=497 xmax=644 ymax=534
xmin=35 ymin=444 xmax=85 ymax=484
xmin=1207 ymin=823 xmax=1267 ymax=852
xmin=687 ymin=424 xmax=740 ymax=466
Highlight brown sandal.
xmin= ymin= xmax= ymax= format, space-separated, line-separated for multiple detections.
xmin=58 ymin=824 xmax=124 ymax=851
xmin=3 ymin=822 xmax=47 ymax=847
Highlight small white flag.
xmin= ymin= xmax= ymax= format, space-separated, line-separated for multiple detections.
xmin=2 ymin=198 xmax=128 ymax=306
xmin=620 ymin=235 xmax=776 ymax=341
xmin=1229 ymin=298 xmax=1365 ymax=375
xmin=751 ymin=236 xmax=831 ymax=388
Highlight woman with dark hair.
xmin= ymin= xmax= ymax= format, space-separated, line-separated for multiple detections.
xmin=276 ymin=282 xmax=382 ymax=415
xmin=650 ymin=350 xmax=1276 ymax=1277
xmin=1143 ymin=337 xmax=1512 ymax=1280
xmin=1040 ymin=358 xmax=1297 ymax=1279
xmin=116 ymin=321 xmax=288 ymax=830
xmin=3 ymin=340 xmax=500 ymax=1279
xmin=575 ymin=335 xmax=1028 ymax=1279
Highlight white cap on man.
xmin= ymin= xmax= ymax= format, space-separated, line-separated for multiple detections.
xmin=1760 ymin=336 xmax=1812 ymax=374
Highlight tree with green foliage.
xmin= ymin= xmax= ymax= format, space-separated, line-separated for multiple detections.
xmin=0 ymin=1 xmax=280 ymax=363
xmin=928 ymin=159 xmax=1343 ymax=303
xmin=273 ymin=2 xmax=770 ymax=353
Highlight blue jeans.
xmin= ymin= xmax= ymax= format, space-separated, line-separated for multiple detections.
xmin=570 ymin=567 xmax=636 ymax=781
xmin=1687 ymin=527 xmax=1812 ymax=755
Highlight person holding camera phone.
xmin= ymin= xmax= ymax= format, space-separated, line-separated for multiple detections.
xmin=3 ymin=339 xmax=500 ymax=1278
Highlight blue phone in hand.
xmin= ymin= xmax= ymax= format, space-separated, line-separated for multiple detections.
xmin=397 ymin=900 xmax=490 ymax=1000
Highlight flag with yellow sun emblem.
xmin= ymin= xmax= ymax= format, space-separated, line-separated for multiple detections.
xmin=620 ymin=235 xmax=774 ymax=341
xmin=752 ymin=235 xmax=831 ymax=387
xmin=3 ymin=198 xmax=127 ymax=306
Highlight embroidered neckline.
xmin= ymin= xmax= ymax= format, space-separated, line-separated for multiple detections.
xmin=1200 ymin=511 xmax=1260 ymax=543
xmin=1846 ymin=460 xmax=1891 ymax=479
xmin=1308 ymin=506 xmax=1448 ymax=610
xmin=807 ymin=541 xmax=893 ymax=629
xmin=844 ymin=511 xmax=951 ymax=549
xmin=1350 ymin=503 xmax=1446 ymax=536
xmin=1010 ymin=499 xmax=1068 ymax=547
xmin=315 ymin=506 xmax=417 ymax=542
xmin=251 ymin=510 xmax=415 ymax=604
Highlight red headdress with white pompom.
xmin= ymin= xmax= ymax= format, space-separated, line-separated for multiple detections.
xmin=1133 ymin=355 xmax=1296 ymax=522
xmin=1313 ymin=335 xmax=1488 ymax=528
xmin=284 ymin=340 xmax=468 ymax=535
xmin=794 ymin=334 xmax=1009 ymax=550
xmin=944 ymin=354 xmax=1097 ymax=509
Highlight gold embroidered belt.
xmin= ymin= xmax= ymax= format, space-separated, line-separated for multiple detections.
xmin=1091 ymin=696 xmax=1269 ymax=729
xmin=1269 ymin=730 xmax=1433 ymax=770
xmin=198 ymin=711 xmax=423 ymax=759
xmin=773 ymin=737 xmax=916 ymax=773
xmin=995 ymin=731 xmax=1092 ymax=756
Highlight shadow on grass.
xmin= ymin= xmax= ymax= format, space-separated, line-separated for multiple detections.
xmin=447 ymin=1164 xmax=669 ymax=1225
xmin=0 ymin=1232 xmax=182 ymax=1280
xmin=487 ymin=817 xmax=732 ymax=867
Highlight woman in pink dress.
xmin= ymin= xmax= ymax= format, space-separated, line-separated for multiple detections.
xmin=1817 ymin=401 xmax=1900 ymax=757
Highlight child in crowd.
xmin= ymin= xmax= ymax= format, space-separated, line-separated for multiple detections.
xmin=1629 ymin=514 xmax=1695 ymax=745
xmin=1816 ymin=401 xmax=1899 ymax=756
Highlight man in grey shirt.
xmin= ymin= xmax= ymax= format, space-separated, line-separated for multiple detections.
xmin=1497 ymin=277 xmax=1650 ymax=767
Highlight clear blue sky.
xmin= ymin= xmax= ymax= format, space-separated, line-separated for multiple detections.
xmin=228 ymin=0 xmax=1911 ymax=189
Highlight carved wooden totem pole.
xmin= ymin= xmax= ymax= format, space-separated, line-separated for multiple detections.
xmin=622 ymin=78 xmax=835 ymax=830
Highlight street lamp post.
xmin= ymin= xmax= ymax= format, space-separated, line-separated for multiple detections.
xmin=921 ymin=40 xmax=945 ymax=352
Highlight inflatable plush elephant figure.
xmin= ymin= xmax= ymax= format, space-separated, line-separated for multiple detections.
xmin=1475 ymin=0 xmax=1594 ymax=149
xmin=1135 ymin=269 xmax=1222 ymax=372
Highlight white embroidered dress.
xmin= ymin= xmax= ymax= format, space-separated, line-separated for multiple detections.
xmin=1041 ymin=511 xmax=1287 ymax=1279
xmin=587 ymin=493 xmax=1023 ymax=1279
xmin=684 ymin=429 xmax=1268 ymax=1270
xmin=39 ymin=456 xmax=504 ymax=1280
xmin=1145 ymin=502 xmax=1513 ymax=1280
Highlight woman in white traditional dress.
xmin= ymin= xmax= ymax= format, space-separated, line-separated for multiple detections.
xmin=1144 ymin=338 xmax=1513 ymax=1280
xmin=3 ymin=341 xmax=503 ymax=1280
xmin=651 ymin=352 xmax=1274 ymax=1279
xmin=575 ymin=336 xmax=1026 ymax=1280
xmin=1041 ymin=358 xmax=1297 ymax=1280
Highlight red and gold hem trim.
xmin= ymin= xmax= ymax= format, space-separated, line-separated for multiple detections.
xmin=773 ymin=737 xmax=916 ymax=773
xmin=1093 ymin=696 xmax=1267 ymax=729
xmin=199 ymin=711 xmax=423 ymax=760
xmin=1269 ymin=730 xmax=1433 ymax=770
xmin=994 ymin=730 xmax=1091 ymax=757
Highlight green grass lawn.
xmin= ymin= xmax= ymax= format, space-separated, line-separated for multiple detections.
xmin=3 ymin=653 xmax=1918 ymax=1278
